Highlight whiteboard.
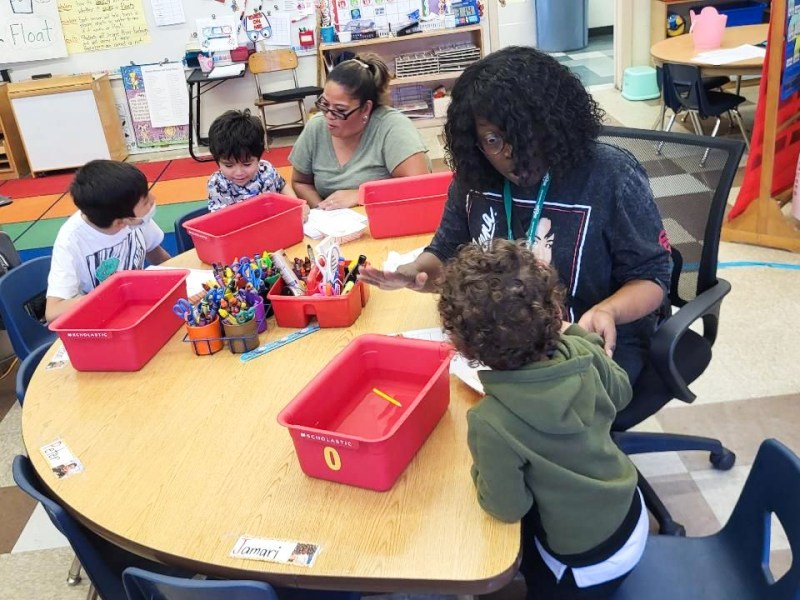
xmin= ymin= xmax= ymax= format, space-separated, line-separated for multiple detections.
xmin=8 ymin=0 xmax=252 ymax=81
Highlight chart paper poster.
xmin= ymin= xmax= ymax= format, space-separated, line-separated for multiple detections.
xmin=58 ymin=0 xmax=151 ymax=53
xmin=0 ymin=0 xmax=68 ymax=63
xmin=121 ymin=64 xmax=189 ymax=148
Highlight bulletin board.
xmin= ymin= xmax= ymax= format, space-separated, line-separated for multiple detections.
xmin=7 ymin=0 xmax=317 ymax=82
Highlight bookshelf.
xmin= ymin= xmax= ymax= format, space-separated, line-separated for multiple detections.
xmin=0 ymin=84 xmax=30 ymax=181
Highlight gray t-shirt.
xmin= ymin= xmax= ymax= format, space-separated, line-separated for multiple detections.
xmin=288 ymin=106 xmax=430 ymax=199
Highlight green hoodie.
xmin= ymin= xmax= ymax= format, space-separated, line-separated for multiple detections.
xmin=467 ymin=324 xmax=637 ymax=558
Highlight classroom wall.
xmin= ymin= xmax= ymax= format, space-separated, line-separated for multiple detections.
xmin=588 ymin=0 xmax=614 ymax=29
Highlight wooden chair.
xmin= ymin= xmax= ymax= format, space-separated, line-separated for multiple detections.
xmin=248 ymin=50 xmax=323 ymax=150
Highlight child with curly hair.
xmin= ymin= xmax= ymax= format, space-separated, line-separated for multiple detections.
xmin=438 ymin=239 xmax=647 ymax=600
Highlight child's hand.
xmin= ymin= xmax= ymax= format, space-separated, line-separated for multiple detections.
xmin=578 ymin=306 xmax=617 ymax=357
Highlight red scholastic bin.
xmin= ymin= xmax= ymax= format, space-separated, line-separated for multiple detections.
xmin=277 ymin=334 xmax=454 ymax=491
xmin=267 ymin=277 xmax=370 ymax=328
xmin=48 ymin=270 xmax=189 ymax=372
xmin=182 ymin=193 xmax=305 ymax=264
xmin=359 ymin=171 xmax=453 ymax=239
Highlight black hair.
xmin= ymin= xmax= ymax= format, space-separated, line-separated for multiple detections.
xmin=208 ymin=109 xmax=265 ymax=163
xmin=438 ymin=239 xmax=565 ymax=370
xmin=444 ymin=46 xmax=604 ymax=190
xmin=70 ymin=160 xmax=148 ymax=229
xmin=326 ymin=53 xmax=390 ymax=108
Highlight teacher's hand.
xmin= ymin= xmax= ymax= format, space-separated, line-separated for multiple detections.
xmin=318 ymin=189 xmax=360 ymax=210
xmin=578 ymin=306 xmax=617 ymax=358
xmin=359 ymin=265 xmax=428 ymax=291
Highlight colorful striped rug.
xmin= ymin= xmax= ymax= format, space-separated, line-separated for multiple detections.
xmin=0 ymin=147 xmax=293 ymax=261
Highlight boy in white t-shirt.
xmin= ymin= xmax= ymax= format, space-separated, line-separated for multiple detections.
xmin=45 ymin=160 xmax=170 ymax=323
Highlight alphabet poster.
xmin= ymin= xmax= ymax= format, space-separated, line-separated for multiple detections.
xmin=0 ymin=0 xmax=68 ymax=63
xmin=57 ymin=0 xmax=150 ymax=54
xmin=120 ymin=64 xmax=189 ymax=148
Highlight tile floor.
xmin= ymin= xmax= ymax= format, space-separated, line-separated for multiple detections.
xmin=551 ymin=33 xmax=615 ymax=87
xmin=2 ymin=80 xmax=800 ymax=599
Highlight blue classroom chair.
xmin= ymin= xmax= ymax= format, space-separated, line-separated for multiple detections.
xmin=0 ymin=255 xmax=57 ymax=360
xmin=612 ymin=439 xmax=800 ymax=599
xmin=15 ymin=341 xmax=52 ymax=405
xmin=13 ymin=455 xmax=192 ymax=600
xmin=174 ymin=207 xmax=210 ymax=254
xmin=123 ymin=567 xmax=363 ymax=600
xmin=123 ymin=568 xmax=279 ymax=600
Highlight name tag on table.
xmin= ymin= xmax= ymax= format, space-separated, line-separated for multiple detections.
xmin=40 ymin=439 xmax=84 ymax=479
xmin=230 ymin=536 xmax=321 ymax=567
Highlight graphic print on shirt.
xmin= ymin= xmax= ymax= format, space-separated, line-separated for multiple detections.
xmin=468 ymin=193 xmax=592 ymax=300
xmin=85 ymin=233 xmax=146 ymax=288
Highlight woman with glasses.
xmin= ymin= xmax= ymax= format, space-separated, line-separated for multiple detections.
xmin=289 ymin=53 xmax=431 ymax=210
xmin=361 ymin=46 xmax=672 ymax=387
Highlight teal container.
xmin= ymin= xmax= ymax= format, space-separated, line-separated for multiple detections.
xmin=622 ymin=66 xmax=661 ymax=101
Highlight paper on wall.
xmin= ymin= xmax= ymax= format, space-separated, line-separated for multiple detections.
xmin=140 ymin=63 xmax=189 ymax=128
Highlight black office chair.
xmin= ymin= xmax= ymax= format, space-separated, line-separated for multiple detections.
xmin=612 ymin=439 xmax=800 ymax=599
xmin=662 ymin=63 xmax=750 ymax=160
xmin=174 ymin=206 xmax=210 ymax=254
xmin=598 ymin=126 xmax=746 ymax=536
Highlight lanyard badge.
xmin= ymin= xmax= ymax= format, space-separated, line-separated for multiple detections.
xmin=503 ymin=171 xmax=551 ymax=250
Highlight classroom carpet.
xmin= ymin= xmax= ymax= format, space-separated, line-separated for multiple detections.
xmin=0 ymin=147 xmax=294 ymax=261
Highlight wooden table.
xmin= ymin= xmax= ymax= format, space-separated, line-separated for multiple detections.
xmin=650 ymin=23 xmax=768 ymax=78
xmin=20 ymin=233 xmax=521 ymax=594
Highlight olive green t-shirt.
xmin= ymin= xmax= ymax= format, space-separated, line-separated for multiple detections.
xmin=288 ymin=106 xmax=430 ymax=199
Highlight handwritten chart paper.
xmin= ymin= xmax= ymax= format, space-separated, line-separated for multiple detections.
xmin=140 ymin=63 xmax=188 ymax=127
xmin=0 ymin=0 xmax=67 ymax=63
xmin=57 ymin=0 xmax=150 ymax=53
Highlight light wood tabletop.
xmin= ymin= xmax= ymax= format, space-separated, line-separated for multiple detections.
xmin=21 ymin=232 xmax=521 ymax=594
xmin=650 ymin=23 xmax=768 ymax=77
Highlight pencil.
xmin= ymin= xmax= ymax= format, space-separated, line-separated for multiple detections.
xmin=372 ymin=387 xmax=402 ymax=407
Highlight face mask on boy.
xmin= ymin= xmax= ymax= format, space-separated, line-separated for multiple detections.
xmin=129 ymin=203 xmax=157 ymax=227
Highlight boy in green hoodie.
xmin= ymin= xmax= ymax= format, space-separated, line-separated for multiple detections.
xmin=438 ymin=239 xmax=647 ymax=600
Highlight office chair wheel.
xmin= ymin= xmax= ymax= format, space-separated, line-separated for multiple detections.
xmin=710 ymin=448 xmax=736 ymax=471
xmin=660 ymin=521 xmax=687 ymax=537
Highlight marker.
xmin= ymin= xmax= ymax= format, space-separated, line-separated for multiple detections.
xmin=372 ymin=387 xmax=401 ymax=407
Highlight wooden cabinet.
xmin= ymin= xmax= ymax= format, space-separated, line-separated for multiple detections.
xmin=8 ymin=74 xmax=127 ymax=175
xmin=0 ymin=83 xmax=30 ymax=180
xmin=318 ymin=25 xmax=484 ymax=127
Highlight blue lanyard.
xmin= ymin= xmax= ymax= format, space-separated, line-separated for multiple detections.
xmin=503 ymin=171 xmax=551 ymax=249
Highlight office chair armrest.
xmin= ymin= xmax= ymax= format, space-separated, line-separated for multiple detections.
xmin=650 ymin=279 xmax=731 ymax=402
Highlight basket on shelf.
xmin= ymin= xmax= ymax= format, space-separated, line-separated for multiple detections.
xmin=391 ymin=84 xmax=434 ymax=120
xmin=395 ymin=51 xmax=440 ymax=78
xmin=434 ymin=43 xmax=481 ymax=72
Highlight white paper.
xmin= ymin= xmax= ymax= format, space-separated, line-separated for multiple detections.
xmin=140 ymin=63 xmax=190 ymax=128
xmin=150 ymin=0 xmax=185 ymax=26
xmin=266 ymin=13 xmax=292 ymax=46
xmin=303 ymin=208 xmax=367 ymax=240
xmin=207 ymin=63 xmax=246 ymax=79
xmin=382 ymin=246 xmax=425 ymax=273
xmin=692 ymin=44 xmax=766 ymax=66
xmin=197 ymin=15 xmax=238 ymax=51
xmin=231 ymin=536 xmax=321 ymax=566
xmin=146 ymin=266 xmax=215 ymax=298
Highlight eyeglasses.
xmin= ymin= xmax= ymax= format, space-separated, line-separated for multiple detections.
xmin=477 ymin=132 xmax=508 ymax=156
xmin=314 ymin=96 xmax=364 ymax=120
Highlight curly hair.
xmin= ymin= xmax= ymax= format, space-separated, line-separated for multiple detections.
xmin=438 ymin=240 xmax=566 ymax=371
xmin=444 ymin=46 xmax=604 ymax=190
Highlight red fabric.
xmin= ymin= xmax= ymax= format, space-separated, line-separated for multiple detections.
xmin=730 ymin=20 xmax=800 ymax=220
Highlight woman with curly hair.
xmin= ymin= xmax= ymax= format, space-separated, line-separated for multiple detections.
xmin=361 ymin=46 xmax=672 ymax=385
xmin=438 ymin=239 xmax=646 ymax=599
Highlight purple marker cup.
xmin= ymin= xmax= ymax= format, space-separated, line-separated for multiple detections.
xmin=254 ymin=296 xmax=267 ymax=333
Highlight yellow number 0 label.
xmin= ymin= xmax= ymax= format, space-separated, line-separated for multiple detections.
xmin=323 ymin=447 xmax=342 ymax=471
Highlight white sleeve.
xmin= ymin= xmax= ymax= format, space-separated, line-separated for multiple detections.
xmin=142 ymin=220 xmax=165 ymax=252
xmin=46 ymin=238 xmax=82 ymax=300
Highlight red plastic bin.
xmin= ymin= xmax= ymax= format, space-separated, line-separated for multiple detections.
xmin=182 ymin=193 xmax=305 ymax=264
xmin=277 ymin=334 xmax=453 ymax=491
xmin=267 ymin=277 xmax=370 ymax=328
xmin=48 ymin=270 xmax=189 ymax=372
xmin=359 ymin=171 xmax=453 ymax=239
